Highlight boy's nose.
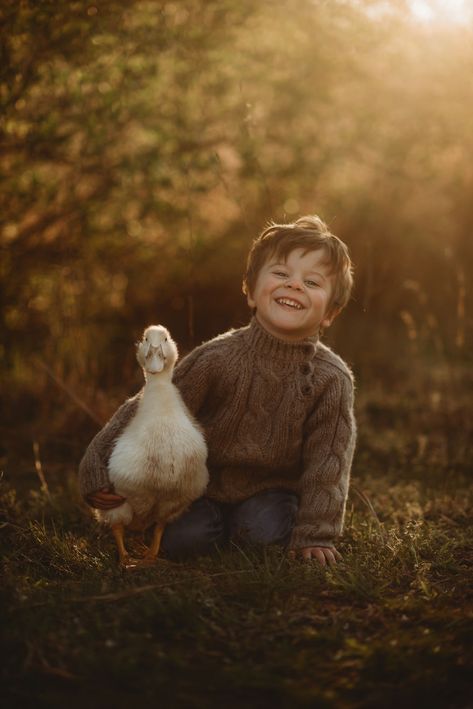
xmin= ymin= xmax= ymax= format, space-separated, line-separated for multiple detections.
xmin=285 ymin=276 xmax=303 ymax=290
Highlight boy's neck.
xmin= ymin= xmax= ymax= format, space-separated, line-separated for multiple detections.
xmin=245 ymin=317 xmax=319 ymax=363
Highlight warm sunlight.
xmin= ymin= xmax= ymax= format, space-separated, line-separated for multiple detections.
xmin=410 ymin=0 xmax=471 ymax=24
xmin=3 ymin=2 xmax=472 ymax=705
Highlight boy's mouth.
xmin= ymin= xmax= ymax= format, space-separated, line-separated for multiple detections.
xmin=275 ymin=297 xmax=303 ymax=310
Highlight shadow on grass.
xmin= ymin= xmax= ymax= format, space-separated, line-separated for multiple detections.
xmin=1 ymin=467 xmax=472 ymax=709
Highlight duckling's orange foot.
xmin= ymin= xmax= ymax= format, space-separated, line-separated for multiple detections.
xmin=136 ymin=555 xmax=160 ymax=567
xmin=119 ymin=555 xmax=143 ymax=571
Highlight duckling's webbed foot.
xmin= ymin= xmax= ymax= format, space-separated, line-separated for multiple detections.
xmin=112 ymin=522 xmax=167 ymax=568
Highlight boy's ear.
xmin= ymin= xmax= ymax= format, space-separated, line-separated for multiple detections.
xmin=247 ymin=291 xmax=256 ymax=309
xmin=322 ymin=306 xmax=341 ymax=329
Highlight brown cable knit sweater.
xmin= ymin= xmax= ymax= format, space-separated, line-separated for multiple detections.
xmin=78 ymin=317 xmax=356 ymax=549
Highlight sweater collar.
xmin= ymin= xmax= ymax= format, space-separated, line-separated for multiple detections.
xmin=243 ymin=316 xmax=319 ymax=362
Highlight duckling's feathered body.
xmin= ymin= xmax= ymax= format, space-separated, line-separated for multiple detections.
xmin=94 ymin=324 xmax=208 ymax=565
xmin=98 ymin=376 xmax=208 ymax=530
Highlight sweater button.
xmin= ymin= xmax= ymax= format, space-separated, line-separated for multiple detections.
xmin=302 ymin=385 xmax=312 ymax=395
xmin=303 ymin=345 xmax=313 ymax=355
xmin=300 ymin=363 xmax=311 ymax=375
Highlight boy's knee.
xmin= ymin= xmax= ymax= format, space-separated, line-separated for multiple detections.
xmin=230 ymin=490 xmax=298 ymax=547
xmin=161 ymin=497 xmax=225 ymax=560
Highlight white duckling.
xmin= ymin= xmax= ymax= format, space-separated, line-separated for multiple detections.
xmin=95 ymin=324 xmax=208 ymax=567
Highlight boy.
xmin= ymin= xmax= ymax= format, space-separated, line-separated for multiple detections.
xmin=81 ymin=215 xmax=356 ymax=566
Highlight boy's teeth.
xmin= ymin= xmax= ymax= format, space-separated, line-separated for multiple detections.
xmin=277 ymin=298 xmax=302 ymax=309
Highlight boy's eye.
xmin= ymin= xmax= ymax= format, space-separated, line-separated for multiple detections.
xmin=305 ymin=280 xmax=320 ymax=288
xmin=273 ymin=271 xmax=288 ymax=278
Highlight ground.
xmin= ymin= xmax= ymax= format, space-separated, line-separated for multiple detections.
xmin=1 ymin=362 xmax=472 ymax=709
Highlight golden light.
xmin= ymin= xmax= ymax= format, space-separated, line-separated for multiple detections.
xmin=409 ymin=0 xmax=471 ymax=24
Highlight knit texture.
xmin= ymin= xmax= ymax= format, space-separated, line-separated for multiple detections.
xmin=78 ymin=395 xmax=141 ymax=497
xmin=78 ymin=317 xmax=356 ymax=549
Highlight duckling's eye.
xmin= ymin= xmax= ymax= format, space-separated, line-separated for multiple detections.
xmin=164 ymin=337 xmax=168 ymax=342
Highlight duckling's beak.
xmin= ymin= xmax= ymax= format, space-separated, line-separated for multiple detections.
xmin=145 ymin=344 xmax=165 ymax=374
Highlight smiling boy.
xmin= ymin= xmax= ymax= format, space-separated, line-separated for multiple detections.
xmin=247 ymin=245 xmax=338 ymax=341
xmin=82 ymin=215 xmax=356 ymax=566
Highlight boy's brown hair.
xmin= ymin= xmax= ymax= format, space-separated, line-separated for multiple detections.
xmin=242 ymin=215 xmax=354 ymax=314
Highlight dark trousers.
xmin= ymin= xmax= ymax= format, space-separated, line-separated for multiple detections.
xmin=161 ymin=489 xmax=298 ymax=560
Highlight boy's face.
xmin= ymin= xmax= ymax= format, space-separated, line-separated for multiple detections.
xmin=247 ymin=248 xmax=338 ymax=342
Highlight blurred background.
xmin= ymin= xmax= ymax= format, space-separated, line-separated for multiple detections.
xmin=1 ymin=0 xmax=472 ymax=485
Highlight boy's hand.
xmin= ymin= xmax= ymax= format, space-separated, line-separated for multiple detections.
xmin=288 ymin=546 xmax=342 ymax=566
xmin=86 ymin=486 xmax=126 ymax=510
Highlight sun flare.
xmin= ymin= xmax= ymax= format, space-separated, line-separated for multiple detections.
xmin=410 ymin=0 xmax=471 ymax=24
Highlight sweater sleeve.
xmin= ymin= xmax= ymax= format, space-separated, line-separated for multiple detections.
xmin=289 ymin=371 xmax=356 ymax=550
xmin=172 ymin=342 xmax=217 ymax=417
xmin=78 ymin=394 xmax=141 ymax=500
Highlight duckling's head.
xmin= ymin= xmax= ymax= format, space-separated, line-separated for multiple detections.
xmin=136 ymin=325 xmax=178 ymax=376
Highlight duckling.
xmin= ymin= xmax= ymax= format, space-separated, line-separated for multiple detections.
xmin=95 ymin=325 xmax=208 ymax=567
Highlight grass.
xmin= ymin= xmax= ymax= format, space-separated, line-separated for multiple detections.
xmin=1 ymin=362 xmax=472 ymax=709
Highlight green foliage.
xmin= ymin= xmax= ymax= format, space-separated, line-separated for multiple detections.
xmin=1 ymin=0 xmax=472 ymax=398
